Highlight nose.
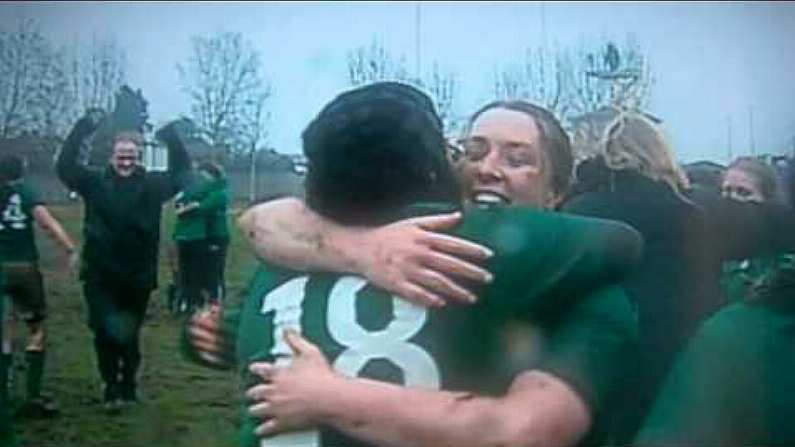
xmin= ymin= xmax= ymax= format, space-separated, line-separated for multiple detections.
xmin=473 ymin=150 xmax=503 ymax=184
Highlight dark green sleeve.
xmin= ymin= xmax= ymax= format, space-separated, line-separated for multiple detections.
xmin=535 ymin=285 xmax=638 ymax=422
xmin=19 ymin=183 xmax=44 ymax=213
xmin=455 ymin=206 xmax=643 ymax=318
xmin=195 ymin=183 xmax=228 ymax=213
xmin=634 ymin=308 xmax=747 ymax=447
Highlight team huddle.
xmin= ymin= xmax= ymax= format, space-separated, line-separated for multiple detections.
xmin=2 ymin=81 xmax=795 ymax=447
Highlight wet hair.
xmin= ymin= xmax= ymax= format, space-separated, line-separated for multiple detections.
xmin=466 ymin=100 xmax=574 ymax=198
xmin=725 ymin=156 xmax=778 ymax=202
xmin=0 ymin=155 xmax=24 ymax=183
xmin=573 ymin=107 xmax=690 ymax=194
xmin=302 ymin=81 xmax=459 ymax=226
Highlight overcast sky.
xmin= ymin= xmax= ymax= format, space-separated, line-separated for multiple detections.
xmin=3 ymin=1 xmax=794 ymax=163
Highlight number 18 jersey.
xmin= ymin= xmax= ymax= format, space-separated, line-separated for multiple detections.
xmin=236 ymin=205 xmax=641 ymax=447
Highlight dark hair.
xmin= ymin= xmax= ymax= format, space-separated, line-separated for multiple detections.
xmin=0 ymin=155 xmax=24 ymax=183
xmin=302 ymin=82 xmax=459 ymax=225
xmin=467 ymin=100 xmax=573 ymax=198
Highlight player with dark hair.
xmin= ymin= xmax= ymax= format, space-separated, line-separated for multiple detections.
xmin=0 ymin=154 xmax=77 ymax=417
xmin=191 ymin=82 xmax=641 ymax=447
xmin=56 ymin=110 xmax=190 ymax=413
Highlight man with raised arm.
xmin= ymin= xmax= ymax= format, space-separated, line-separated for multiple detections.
xmin=57 ymin=108 xmax=190 ymax=412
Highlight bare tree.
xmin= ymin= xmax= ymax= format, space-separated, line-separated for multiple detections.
xmin=28 ymin=32 xmax=126 ymax=142
xmin=347 ymin=38 xmax=410 ymax=86
xmin=73 ymin=35 xmax=127 ymax=112
xmin=493 ymin=35 xmax=654 ymax=125
xmin=494 ymin=45 xmax=567 ymax=118
xmin=347 ymin=39 xmax=460 ymax=134
xmin=419 ymin=62 xmax=458 ymax=134
xmin=0 ymin=18 xmax=51 ymax=138
xmin=178 ymin=31 xmax=271 ymax=156
xmin=567 ymin=35 xmax=654 ymax=117
xmin=237 ymin=91 xmax=271 ymax=201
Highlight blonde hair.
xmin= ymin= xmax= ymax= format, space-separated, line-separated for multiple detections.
xmin=574 ymin=107 xmax=690 ymax=193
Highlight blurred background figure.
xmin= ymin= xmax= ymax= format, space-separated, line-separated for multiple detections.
xmin=720 ymin=156 xmax=795 ymax=303
xmin=0 ymin=154 xmax=77 ymax=418
xmin=565 ymin=107 xmax=795 ymax=443
xmin=172 ymin=160 xmax=229 ymax=314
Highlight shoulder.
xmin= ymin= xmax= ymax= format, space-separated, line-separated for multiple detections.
xmin=10 ymin=181 xmax=43 ymax=206
xmin=684 ymin=303 xmax=770 ymax=361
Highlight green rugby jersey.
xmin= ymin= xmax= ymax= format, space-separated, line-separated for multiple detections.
xmin=173 ymin=174 xmax=230 ymax=242
xmin=635 ymin=297 xmax=795 ymax=447
xmin=236 ymin=205 xmax=641 ymax=447
xmin=0 ymin=181 xmax=43 ymax=262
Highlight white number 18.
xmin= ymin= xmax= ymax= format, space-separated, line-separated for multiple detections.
xmin=259 ymin=275 xmax=440 ymax=447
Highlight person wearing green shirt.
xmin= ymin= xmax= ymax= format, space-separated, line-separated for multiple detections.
xmin=0 ymin=155 xmax=78 ymax=418
xmin=192 ymin=85 xmax=640 ymax=447
xmin=173 ymin=161 xmax=230 ymax=313
xmin=635 ymin=262 xmax=795 ymax=446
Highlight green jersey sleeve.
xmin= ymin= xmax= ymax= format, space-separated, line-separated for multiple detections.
xmin=455 ymin=206 xmax=643 ymax=319
xmin=18 ymin=182 xmax=44 ymax=211
xmin=535 ymin=285 xmax=638 ymax=425
xmin=634 ymin=303 xmax=795 ymax=447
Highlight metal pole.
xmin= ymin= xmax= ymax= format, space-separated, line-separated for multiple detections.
xmin=727 ymin=116 xmax=733 ymax=162
xmin=249 ymin=144 xmax=256 ymax=203
xmin=415 ymin=2 xmax=421 ymax=81
xmin=749 ymin=106 xmax=756 ymax=156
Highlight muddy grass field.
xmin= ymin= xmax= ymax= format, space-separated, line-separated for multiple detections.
xmin=6 ymin=203 xmax=260 ymax=447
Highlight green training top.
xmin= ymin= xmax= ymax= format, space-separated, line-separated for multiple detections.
xmin=0 ymin=181 xmax=43 ymax=262
xmin=234 ymin=204 xmax=640 ymax=447
xmin=173 ymin=174 xmax=230 ymax=242
xmin=635 ymin=295 xmax=795 ymax=447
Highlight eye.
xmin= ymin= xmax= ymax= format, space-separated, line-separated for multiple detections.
xmin=505 ymin=143 xmax=539 ymax=168
xmin=460 ymin=138 xmax=489 ymax=161
xmin=736 ymin=187 xmax=752 ymax=198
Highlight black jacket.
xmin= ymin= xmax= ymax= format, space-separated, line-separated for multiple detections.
xmin=57 ymin=122 xmax=190 ymax=290
xmin=563 ymin=159 xmax=795 ymax=440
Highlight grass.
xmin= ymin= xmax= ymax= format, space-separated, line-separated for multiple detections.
xmin=6 ymin=202 xmax=260 ymax=447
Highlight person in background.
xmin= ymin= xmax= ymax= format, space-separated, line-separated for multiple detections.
xmin=720 ymin=156 xmax=794 ymax=302
xmin=56 ymin=109 xmax=190 ymax=413
xmin=635 ymin=159 xmax=795 ymax=446
xmin=0 ymin=154 xmax=78 ymax=418
xmin=172 ymin=160 xmax=229 ymax=313
xmin=564 ymin=107 xmax=795 ymax=442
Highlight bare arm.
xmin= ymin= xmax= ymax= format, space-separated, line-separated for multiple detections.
xmin=32 ymin=206 xmax=76 ymax=255
xmin=248 ymin=331 xmax=591 ymax=447
xmin=32 ymin=206 xmax=78 ymax=270
xmin=238 ymin=198 xmax=494 ymax=306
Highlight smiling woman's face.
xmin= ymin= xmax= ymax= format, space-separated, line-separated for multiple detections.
xmin=458 ymin=107 xmax=555 ymax=209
